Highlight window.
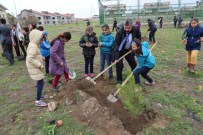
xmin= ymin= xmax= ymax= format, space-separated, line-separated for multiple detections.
xmin=53 ymin=21 xmax=55 ymax=24
xmin=38 ymin=22 xmax=41 ymax=25
xmin=38 ymin=17 xmax=41 ymax=20
xmin=62 ymin=17 xmax=64 ymax=19
xmin=52 ymin=17 xmax=55 ymax=19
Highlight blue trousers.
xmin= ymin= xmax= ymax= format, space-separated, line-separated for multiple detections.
xmin=36 ymin=79 xmax=44 ymax=101
xmin=133 ymin=66 xmax=153 ymax=84
xmin=100 ymin=52 xmax=113 ymax=76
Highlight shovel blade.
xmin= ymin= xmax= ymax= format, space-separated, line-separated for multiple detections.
xmin=86 ymin=76 xmax=96 ymax=85
xmin=69 ymin=71 xmax=76 ymax=79
xmin=107 ymin=93 xmax=118 ymax=102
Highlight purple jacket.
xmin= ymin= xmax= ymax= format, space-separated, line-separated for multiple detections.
xmin=135 ymin=21 xmax=141 ymax=29
xmin=49 ymin=39 xmax=69 ymax=75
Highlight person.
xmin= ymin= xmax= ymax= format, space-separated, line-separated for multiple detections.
xmin=178 ymin=17 xmax=183 ymax=28
xmin=86 ymin=20 xmax=90 ymax=26
xmin=29 ymin=23 xmax=37 ymax=31
xmin=158 ymin=17 xmax=163 ymax=28
xmin=22 ymin=26 xmax=29 ymax=50
xmin=173 ymin=16 xmax=178 ymax=29
xmin=135 ymin=19 xmax=141 ymax=29
xmin=49 ymin=32 xmax=71 ymax=90
xmin=26 ymin=29 xmax=47 ymax=107
xmin=98 ymin=24 xmax=114 ymax=80
xmin=113 ymin=18 xmax=141 ymax=84
xmin=38 ymin=26 xmax=51 ymax=74
xmin=181 ymin=18 xmax=203 ymax=73
xmin=79 ymin=26 xmax=98 ymax=78
xmin=112 ymin=18 xmax=117 ymax=32
xmin=0 ymin=18 xmax=14 ymax=65
xmin=132 ymin=38 xmax=156 ymax=85
xmin=147 ymin=19 xmax=157 ymax=43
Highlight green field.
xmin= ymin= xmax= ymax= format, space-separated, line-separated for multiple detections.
xmin=0 ymin=21 xmax=203 ymax=135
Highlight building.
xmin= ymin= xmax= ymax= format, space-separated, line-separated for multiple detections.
xmin=18 ymin=9 xmax=75 ymax=26
xmin=0 ymin=4 xmax=9 ymax=24
xmin=104 ymin=4 xmax=126 ymax=18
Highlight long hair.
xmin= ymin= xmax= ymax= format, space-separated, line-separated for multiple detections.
xmin=50 ymin=32 xmax=71 ymax=46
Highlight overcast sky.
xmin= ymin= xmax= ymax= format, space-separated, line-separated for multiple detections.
xmin=0 ymin=0 xmax=197 ymax=18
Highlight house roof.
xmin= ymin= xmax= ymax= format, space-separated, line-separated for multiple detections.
xmin=0 ymin=3 xmax=7 ymax=11
xmin=144 ymin=2 xmax=170 ymax=9
xmin=63 ymin=13 xmax=74 ymax=17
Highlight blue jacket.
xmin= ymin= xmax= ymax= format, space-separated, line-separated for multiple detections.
xmin=134 ymin=41 xmax=156 ymax=71
xmin=183 ymin=25 xmax=203 ymax=51
xmin=40 ymin=38 xmax=50 ymax=57
xmin=100 ymin=32 xmax=114 ymax=54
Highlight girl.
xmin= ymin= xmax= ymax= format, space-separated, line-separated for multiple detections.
xmin=29 ymin=23 xmax=37 ymax=31
xmin=38 ymin=26 xmax=51 ymax=74
xmin=182 ymin=18 xmax=203 ymax=73
xmin=99 ymin=24 xmax=114 ymax=80
xmin=79 ymin=26 xmax=98 ymax=78
xmin=22 ymin=26 xmax=30 ymax=51
xmin=49 ymin=32 xmax=71 ymax=90
xmin=132 ymin=38 xmax=156 ymax=86
xmin=26 ymin=29 xmax=47 ymax=107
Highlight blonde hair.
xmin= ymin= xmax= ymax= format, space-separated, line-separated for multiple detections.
xmin=86 ymin=26 xmax=93 ymax=32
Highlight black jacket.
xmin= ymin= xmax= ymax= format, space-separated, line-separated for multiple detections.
xmin=148 ymin=21 xmax=157 ymax=32
xmin=79 ymin=32 xmax=98 ymax=56
xmin=0 ymin=24 xmax=12 ymax=45
xmin=114 ymin=26 xmax=141 ymax=52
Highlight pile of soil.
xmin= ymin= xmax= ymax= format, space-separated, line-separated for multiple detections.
xmin=52 ymin=77 xmax=159 ymax=135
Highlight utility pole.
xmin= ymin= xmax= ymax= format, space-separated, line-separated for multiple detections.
xmin=13 ymin=0 xmax=18 ymax=22
xmin=137 ymin=0 xmax=140 ymax=20
xmin=117 ymin=0 xmax=120 ymax=22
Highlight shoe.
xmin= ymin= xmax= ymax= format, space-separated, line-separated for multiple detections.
xmin=90 ymin=73 xmax=94 ymax=78
xmin=52 ymin=86 xmax=59 ymax=92
xmin=144 ymin=81 xmax=155 ymax=86
xmin=84 ymin=74 xmax=88 ymax=78
xmin=108 ymin=75 xmax=113 ymax=80
xmin=190 ymin=69 xmax=195 ymax=73
xmin=116 ymin=80 xmax=122 ymax=84
xmin=41 ymin=95 xmax=48 ymax=99
xmin=35 ymin=100 xmax=48 ymax=107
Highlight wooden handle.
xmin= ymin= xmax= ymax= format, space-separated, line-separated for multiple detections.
xmin=93 ymin=50 xmax=132 ymax=81
xmin=114 ymin=72 xmax=134 ymax=96
xmin=150 ymin=42 xmax=157 ymax=51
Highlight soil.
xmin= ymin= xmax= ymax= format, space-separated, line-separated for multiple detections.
xmin=52 ymin=76 xmax=160 ymax=135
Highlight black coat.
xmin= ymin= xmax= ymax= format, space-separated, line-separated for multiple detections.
xmin=79 ymin=32 xmax=98 ymax=56
xmin=148 ymin=21 xmax=157 ymax=32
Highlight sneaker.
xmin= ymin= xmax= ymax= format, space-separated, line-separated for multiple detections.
xmin=90 ymin=73 xmax=94 ymax=78
xmin=35 ymin=100 xmax=48 ymax=107
xmin=84 ymin=74 xmax=88 ymax=78
xmin=108 ymin=75 xmax=113 ymax=80
xmin=41 ymin=95 xmax=48 ymax=99
xmin=52 ymin=86 xmax=60 ymax=92
xmin=144 ymin=81 xmax=155 ymax=86
xmin=190 ymin=69 xmax=195 ymax=73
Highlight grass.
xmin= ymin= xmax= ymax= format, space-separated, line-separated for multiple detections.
xmin=0 ymin=20 xmax=203 ymax=134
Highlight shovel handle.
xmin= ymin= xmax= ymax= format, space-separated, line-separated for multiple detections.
xmin=93 ymin=50 xmax=132 ymax=81
xmin=150 ymin=42 xmax=157 ymax=51
xmin=114 ymin=72 xmax=134 ymax=96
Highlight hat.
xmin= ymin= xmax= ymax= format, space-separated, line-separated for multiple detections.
xmin=43 ymin=31 xmax=48 ymax=36
xmin=147 ymin=19 xmax=151 ymax=22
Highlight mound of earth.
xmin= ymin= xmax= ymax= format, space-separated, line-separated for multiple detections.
xmin=52 ymin=77 xmax=162 ymax=135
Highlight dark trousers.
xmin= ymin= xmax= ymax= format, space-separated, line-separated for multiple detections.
xmin=45 ymin=55 xmax=50 ymax=74
xmin=174 ymin=21 xmax=177 ymax=28
xmin=84 ymin=55 xmax=94 ymax=74
xmin=149 ymin=30 xmax=157 ymax=43
xmin=178 ymin=22 xmax=181 ymax=28
xmin=1 ymin=45 xmax=5 ymax=56
xmin=3 ymin=43 xmax=14 ymax=65
xmin=116 ymin=50 xmax=137 ymax=82
xmin=36 ymin=79 xmax=44 ymax=101
xmin=14 ymin=36 xmax=26 ymax=57
xmin=133 ymin=66 xmax=153 ymax=84
xmin=112 ymin=25 xmax=117 ymax=32
xmin=159 ymin=22 xmax=163 ymax=28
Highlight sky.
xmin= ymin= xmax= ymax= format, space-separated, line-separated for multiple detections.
xmin=0 ymin=0 xmax=197 ymax=18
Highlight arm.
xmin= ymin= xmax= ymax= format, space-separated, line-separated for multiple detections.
xmin=91 ymin=35 xmax=98 ymax=47
xmin=27 ymin=47 xmax=43 ymax=68
xmin=79 ymin=35 xmax=87 ymax=48
xmin=50 ymin=40 xmax=62 ymax=64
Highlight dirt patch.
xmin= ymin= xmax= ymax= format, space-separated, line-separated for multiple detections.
xmin=52 ymin=77 xmax=158 ymax=134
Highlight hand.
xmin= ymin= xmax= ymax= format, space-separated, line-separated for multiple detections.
xmin=86 ymin=42 xmax=92 ymax=47
xmin=60 ymin=62 xmax=64 ymax=66
xmin=40 ymin=65 xmax=44 ymax=70
xmin=12 ymin=43 xmax=16 ymax=47
xmin=42 ymin=57 xmax=45 ymax=61
xmin=98 ymin=42 xmax=102 ymax=48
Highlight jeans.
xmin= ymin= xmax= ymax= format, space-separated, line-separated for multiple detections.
xmin=45 ymin=55 xmax=50 ymax=74
xmin=133 ymin=66 xmax=153 ymax=84
xmin=52 ymin=71 xmax=69 ymax=87
xmin=174 ymin=21 xmax=177 ymax=28
xmin=100 ymin=52 xmax=113 ymax=76
xmin=3 ymin=43 xmax=14 ymax=65
xmin=84 ymin=55 xmax=94 ymax=74
xmin=149 ymin=30 xmax=157 ymax=43
xmin=116 ymin=49 xmax=137 ymax=82
xmin=36 ymin=79 xmax=44 ymax=100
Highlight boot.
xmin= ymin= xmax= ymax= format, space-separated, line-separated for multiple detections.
xmin=190 ymin=64 xmax=195 ymax=73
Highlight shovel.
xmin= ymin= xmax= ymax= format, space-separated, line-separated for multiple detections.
xmin=86 ymin=50 xmax=132 ymax=85
xmin=69 ymin=70 xmax=76 ymax=79
xmin=107 ymin=72 xmax=134 ymax=102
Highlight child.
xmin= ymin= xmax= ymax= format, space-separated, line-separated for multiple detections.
xmin=182 ymin=18 xmax=203 ymax=73
xmin=79 ymin=26 xmax=98 ymax=78
xmin=26 ymin=29 xmax=47 ymax=107
xmin=49 ymin=32 xmax=71 ymax=90
xmin=147 ymin=19 xmax=157 ymax=43
xmin=99 ymin=24 xmax=114 ymax=79
xmin=38 ymin=26 xmax=51 ymax=74
xmin=132 ymin=38 xmax=156 ymax=86
xmin=22 ymin=26 xmax=29 ymax=50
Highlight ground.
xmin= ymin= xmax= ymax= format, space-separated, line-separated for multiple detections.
xmin=0 ymin=21 xmax=203 ymax=135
